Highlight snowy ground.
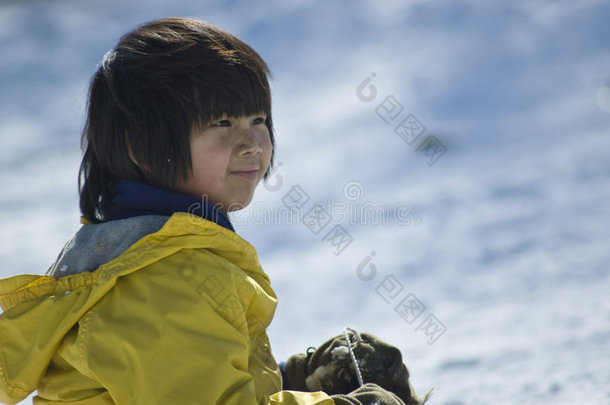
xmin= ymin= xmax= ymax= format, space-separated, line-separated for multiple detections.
xmin=1 ymin=1 xmax=609 ymax=404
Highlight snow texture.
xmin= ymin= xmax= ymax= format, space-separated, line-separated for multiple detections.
xmin=1 ymin=0 xmax=609 ymax=404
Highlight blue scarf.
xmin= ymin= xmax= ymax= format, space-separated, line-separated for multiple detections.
xmin=105 ymin=179 xmax=234 ymax=232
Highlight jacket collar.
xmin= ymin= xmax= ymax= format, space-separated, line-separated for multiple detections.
xmin=105 ymin=179 xmax=234 ymax=232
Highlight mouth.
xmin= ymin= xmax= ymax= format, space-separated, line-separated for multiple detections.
xmin=230 ymin=168 xmax=260 ymax=182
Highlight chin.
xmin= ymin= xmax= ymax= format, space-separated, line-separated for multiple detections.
xmin=225 ymin=199 xmax=252 ymax=212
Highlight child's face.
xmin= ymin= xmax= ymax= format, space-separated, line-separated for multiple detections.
xmin=175 ymin=113 xmax=272 ymax=211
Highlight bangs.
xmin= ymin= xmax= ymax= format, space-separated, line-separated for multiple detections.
xmin=194 ymin=64 xmax=272 ymax=128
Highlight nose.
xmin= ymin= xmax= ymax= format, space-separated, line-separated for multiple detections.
xmin=237 ymin=127 xmax=263 ymax=156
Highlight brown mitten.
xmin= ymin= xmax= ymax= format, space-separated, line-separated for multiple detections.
xmin=284 ymin=328 xmax=430 ymax=405
xmin=331 ymin=383 xmax=406 ymax=405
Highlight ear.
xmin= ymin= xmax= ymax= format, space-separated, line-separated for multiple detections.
xmin=125 ymin=132 xmax=142 ymax=168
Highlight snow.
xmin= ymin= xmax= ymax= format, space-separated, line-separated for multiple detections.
xmin=1 ymin=0 xmax=609 ymax=404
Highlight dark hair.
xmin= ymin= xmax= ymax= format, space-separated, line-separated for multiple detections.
xmin=79 ymin=17 xmax=274 ymax=223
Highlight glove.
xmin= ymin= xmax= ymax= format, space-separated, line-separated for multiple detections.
xmin=331 ymin=383 xmax=406 ymax=405
xmin=284 ymin=329 xmax=428 ymax=405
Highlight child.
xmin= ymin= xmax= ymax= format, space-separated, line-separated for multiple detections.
xmin=0 ymin=18 xmax=425 ymax=404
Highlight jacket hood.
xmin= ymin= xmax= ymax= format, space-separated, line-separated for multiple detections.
xmin=0 ymin=213 xmax=268 ymax=404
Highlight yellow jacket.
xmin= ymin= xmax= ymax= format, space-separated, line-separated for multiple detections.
xmin=0 ymin=213 xmax=333 ymax=404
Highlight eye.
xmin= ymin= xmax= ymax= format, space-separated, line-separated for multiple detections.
xmin=212 ymin=119 xmax=231 ymax=127
xmin=252 ymin=116 xmax=266 ymax=125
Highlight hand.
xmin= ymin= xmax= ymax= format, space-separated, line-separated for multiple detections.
xmin=284 ymin=329 xmax=428 ymax=405
xmin=331 ymin=383 xmax=407 ymax=405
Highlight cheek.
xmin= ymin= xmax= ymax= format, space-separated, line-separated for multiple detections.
xmin=194 ymin=151 xmax=226 ymax=173
xmin=261 ymin=132 xmax=273 ymax=168
xmin=190 ymin=141 xmax=231 ymax=183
